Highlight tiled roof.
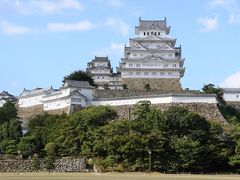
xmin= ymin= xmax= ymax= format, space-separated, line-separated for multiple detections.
xmin=64 ymin=80 xmax=94 ymax=89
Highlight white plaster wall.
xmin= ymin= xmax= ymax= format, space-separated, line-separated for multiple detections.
xmin=92 ymin=95 xmax=218 ymax=106
xmin=224 ymin=93 xmax=240 ymax=102
xmin=44 ymin=98 xmax=69 ymax=111
xmin=121 ymin=71 xmax=180 ymax=78
xmin=18 ymin=94 xmax=44 ymax=107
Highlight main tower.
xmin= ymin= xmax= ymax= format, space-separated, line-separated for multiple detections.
xmin=117 ymin=18 xmax=185 ymax=91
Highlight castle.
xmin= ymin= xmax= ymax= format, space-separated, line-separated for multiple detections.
xmin=87 ymin=18 xmax=184 ymax=91
xmin=15 ymin=18 xmax=240 ymax=123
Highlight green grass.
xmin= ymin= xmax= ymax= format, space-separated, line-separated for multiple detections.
xmin=0 ymin=173 xmax=240 ymax=180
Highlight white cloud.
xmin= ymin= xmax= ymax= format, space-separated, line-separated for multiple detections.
xmin=198 ymin=16 xmax=219 ymax=32
xmin=0 ymin=21 xmax=32 ymax=35
xmin=48 ymin=21 xmax=96 ymax=32
xmin=229 ymin=13 xmax=240 ymax=23
xmin=105 ymin=18 xmax=129 ymax=36
xmin=92 ymin=43 xmax=124 ymax=56
xmin=15 ymin=0 xmax=84 ymax=15
xmin=220 ymin=70 xmax=240 ymax=88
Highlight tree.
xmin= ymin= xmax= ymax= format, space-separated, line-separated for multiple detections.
xmin=32 ymin=153 xmax=41 ymax=171
xmin=18 ymin=136 xmax=40 ymax=158
xmin=62 ymin=70 xmax=95 ymax=86
xmin=0 ymin=101 xmax=17 ymax=124
xmin=45 ymin=142 xmax=58 ymax=157
xmin=202 ymin=84 xmax=225 ymax=105
xmin=44 ymin=156 xmax=55 ymax=172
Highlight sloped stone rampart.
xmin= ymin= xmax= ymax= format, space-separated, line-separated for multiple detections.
xmin=113 ymin=103 xmax=226 ymax=124
xmin=122 ymin=78 xmax=182 ymax=91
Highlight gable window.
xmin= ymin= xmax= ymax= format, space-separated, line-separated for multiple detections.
xmin=158 ymin=32 xmax=160 ymax=35
xmin=144 ymin=32 xmax=146 ymax=35
xmin=154 ymin=32 xmax=157 ymax=35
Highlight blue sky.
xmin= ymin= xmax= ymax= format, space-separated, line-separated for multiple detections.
xmin=1 ymin=0 xmax=240 ymax=95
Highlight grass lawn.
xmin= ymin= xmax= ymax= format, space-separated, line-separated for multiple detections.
xmin=0 ymin=173 xmax=240 ymax=180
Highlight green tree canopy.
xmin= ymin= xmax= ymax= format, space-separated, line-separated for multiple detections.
xmin=202 ymin=84 xmax=225 ymax=105
xmin=62 ymin=70 xmax=95 ymax=86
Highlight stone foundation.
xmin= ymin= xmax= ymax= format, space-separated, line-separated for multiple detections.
xmin=122 ymin=78 xmax=182 ymax=91
xmin=113 ymin=103 xmax=226 ymax=124
xmin=0 ymin=158 xmax=85 ymax=172
xmin=46 ymin=107 xmax=69 ymax=115
xmin=18 ymin=106 xmax=70 ymax=127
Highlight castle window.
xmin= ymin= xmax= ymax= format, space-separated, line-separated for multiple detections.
xmin=164 ymin=64 xmax=168 ymax=68
xmin=136 ymin=64 xmax=140 ymax=67
xmin=129 ymin=72 xmax=133 ymax=75
xmin=168 ymin=72 xmax=172 ymax=75
xmin=237 ymin=95 xmax=239 ymax=98
xmin=151 ymin=32 xmax=153 ymax=35
xmin=172 ymin=64 xmax=177 ymax=67
xmin=147 ymin=32 xmax=149 ymax=35
xmin=158 ymin=32 xmax=160 ymax=35
xmin=144 ymin=72 xmax=148 ymax=75
xmin=136 ymin=72 xmax=141 ymax=75
xmin=152 ymin=72 xmax=157 ymax=75
xmin=154 ymin=32 xmax=156 ymax=35
xmin=169 ymin=54 xmax=173 ymax=57
xmin=102 ymin=77 xmax=104 ymax=79
xmin=160 ymin=72 xmax=164 ymax=75
xmin=129 ymin=64 xmax=133 ymax=67
xmin=144 ymin=32 xmax=146 ymax=35
xmin=97 ymin=76 xmax=100 ymax=79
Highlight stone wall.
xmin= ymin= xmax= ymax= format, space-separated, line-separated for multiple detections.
xmin=113 ymin=103 xmax=226 ymax=124
xmin=17 ymin=105 xmax=70 ymax=127
xmin=0 ymin=159 xmax=85 ymax=172
xmin=122 ymin=78 xmax=182 ymax=91
xmin=226 ymin=101 xmax=240 ymax=108
xmin=46 ymin=107 xmax=69 ymax=115
xmin=93 ymin=89 xmax=185 ymax=99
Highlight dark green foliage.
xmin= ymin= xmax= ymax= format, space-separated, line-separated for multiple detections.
xmin=219 ymin=104 xmax=240 ymax=124
xmin=31 ymin=154 xmax=41 ymax=171
xmin=0 ymin=102 xmax=17 ymax=124
xmin=18 ymin=135 xmax=41 ymax=158
xmin=62 ymin=70 xmax=95 ymax=86
xmin=45 ymin=142 xmax=58 ymax=157
xmin=44 ymin=156 xmax=55 ymax=172
xmin=144 ymin=83 xmax=150 ymax=91
xmin=0 ymin=101 xmax=237 ymax=172
xmin=59 ymin=106 xmax=117 ymax=156
xmin=202 ymin=84 xmax=225 ymax=105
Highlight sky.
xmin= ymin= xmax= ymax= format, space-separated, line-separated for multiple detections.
xmin=0 ymin=0 xmax=240 ymax=95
